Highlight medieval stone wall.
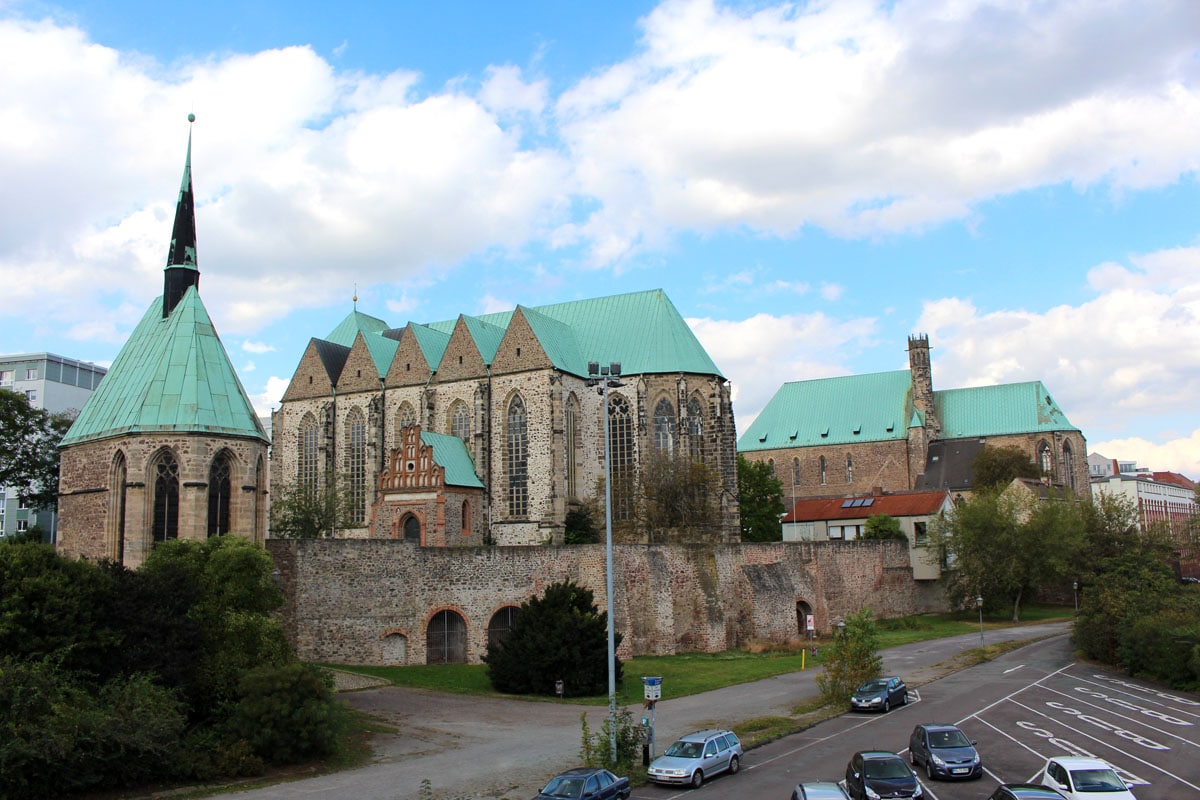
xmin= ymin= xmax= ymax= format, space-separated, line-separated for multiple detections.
xmin=267 ymin=538 xmax=945 ymax=666
xmin=742 ymin=439 xmax=916 ymax=502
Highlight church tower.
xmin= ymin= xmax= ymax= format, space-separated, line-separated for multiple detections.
xmin=57 ymin=116 xmax=271 ymax=567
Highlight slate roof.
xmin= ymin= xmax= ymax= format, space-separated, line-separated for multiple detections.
xmin=61 ymin=288 xmax=268 ymax=446
xmin=325 ymin=288 xmax=721 ymax=379
xmin=420 ymin=430 xmax=484 ymax=489
xmin=739 ymin=372 xmax=1079 ymax=453
xmin=783 ymin=490 xmax=950 ymax=523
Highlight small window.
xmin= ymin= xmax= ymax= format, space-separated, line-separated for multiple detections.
xmin=914 ymin=521 xmax=928 ymax=545
xmin=25 ymin=368 xmax=37 ymax=380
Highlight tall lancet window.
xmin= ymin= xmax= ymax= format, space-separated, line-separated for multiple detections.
xmin=507 ymin=395 xmax=528 ymax=517
xmin=152 ymin=451 xmax=180 ymax=542
xmin=207 ymin=452 xmax=232 ymax=537
xmin=346 ymin=407 xmax=367 ymax=525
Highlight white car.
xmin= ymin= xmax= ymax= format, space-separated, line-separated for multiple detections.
xmin=1039 ymin=756 xmax=1136 ymax=800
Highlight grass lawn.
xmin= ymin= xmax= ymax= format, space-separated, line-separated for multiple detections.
xmin=325 ymin=605 xmax=1072 ymax=706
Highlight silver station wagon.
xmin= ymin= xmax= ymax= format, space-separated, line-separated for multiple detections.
xmin=646 ymin=729 xmax=743 ymax=789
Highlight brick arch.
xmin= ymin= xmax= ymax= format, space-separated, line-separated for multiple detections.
xmin=424 ymin=605 xmax=470 ymax=664
xmin=396 ymin=511 xmax=424 ymax=544
xmin=486 ymin=604 xmax=522 ymax=650
xmin=108 ymin=449 xmax=129 ymax=563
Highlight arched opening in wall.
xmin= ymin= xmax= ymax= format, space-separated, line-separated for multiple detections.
xmin=487 ymin=606 xmax=521 ymax=650
xmin=846 ymin=454 xmax=853 ymax=483
xmin=382 ymin=633 xmax=408 ymax=665
xmin=796 ymin=601 xmax=813 ymax=636
xmin=426 ymin=610 xmax=467 ymax=664
xmin=402 ymin=514 xmax=421 ymax=544
xmin=397 ymin=402 xmax=417 ymax=434
xmin=461 ymin=500 xmax=471 ymax=538
xmin=819 ymin=456 xmax=827 ymax=486
xmin=207 ymin=451 xmax=233 ymax=537
xmin=151 ymin=450 xmax=179 ymax=543
xmin=768 ymin=458 xmax=776 ymax=477
xmin=109 ymin=452 xmax=127 ymax=563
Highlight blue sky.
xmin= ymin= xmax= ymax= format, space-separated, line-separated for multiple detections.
xmin=2 ymin=0 xmax=1199 ymax=475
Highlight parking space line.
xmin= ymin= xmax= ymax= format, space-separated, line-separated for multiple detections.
xmin=1005 ymin=698 xmax=1200 ymax=793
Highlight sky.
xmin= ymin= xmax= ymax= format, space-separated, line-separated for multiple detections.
xmin=2 ymin=0 xmax=1199 ymax=477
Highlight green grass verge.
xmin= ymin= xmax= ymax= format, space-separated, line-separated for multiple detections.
xmin=325 ymin=605 xmax=1073 ymax=706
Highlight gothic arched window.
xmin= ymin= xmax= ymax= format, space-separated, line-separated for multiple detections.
xmin=609 ymin=394 xmax=635 ymax=521
xmin=686 ymin=395 xmax=704 ymax=461
xmin=507 ymin=395 xmax=528 ymax=517
xmin=152 ymin=450 xmax=179 ymax=543
xmin=1038 ymin=441 xmax=1053 ymax=475
xmin=565 ymin=393 xmax=580 ymax=498
xmin=299 ymin=413 xmax=320 ymax=487
xmin=207 ymin=451 xmax=232 ymax=537
xmin=1063 ymin=441 xmax=1076 ymax=489
xmin=450 ymin=401 xmax=470 ymax=442
xmin=345 ymin=407 xmax=367 ymax=525
xmin=110 ymin=452 xmax=127 ymax=563
xmin=819 ymin=456 xmax=827 ymax=486
xmin=846 ymin=454 xmax=854 ymax=483
xmin=653 ymin=397 xmax=675 ymax=454
xmin=397 ymin=402 xmax=417 ymax=433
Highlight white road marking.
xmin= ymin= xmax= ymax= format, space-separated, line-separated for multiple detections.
xmin=1004 ymin=665 xmax=1025 ymax=673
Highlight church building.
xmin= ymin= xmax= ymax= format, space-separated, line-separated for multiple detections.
xmin=739 ymin=335 xmax=1089 ymax=505
xmin=57 ymin=118 xmax=270 ymax=567
xmin=271 ymin=289 xmax=740 ymax=545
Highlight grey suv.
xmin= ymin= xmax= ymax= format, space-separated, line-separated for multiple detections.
xmin=647 ymin=729 xmax=743 ymax=788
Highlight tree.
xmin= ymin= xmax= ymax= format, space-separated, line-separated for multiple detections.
xmin=0 ymin=389 xmax=75 ymax=511
xmin=816 ymin=607 xmax=883 ymax=707
xmin=931 ymin=487 xmax=1085 ymax=621
xmin=638 ymin=451 xmax=720 ymax=539
xmin=564 ymin=501 xmax=601 ymax=544
xmin=971 ymin=444 xmax=1040 ymax=490
xmin=862 ymin=514 xmax=905 ymax=542
xmin=737 ymin=455 xmax=785 ymax=542
xmin=484 ymin=580 xmax=621 ymax=697
xmin=269 ymin=480 xmax=355 ymax=538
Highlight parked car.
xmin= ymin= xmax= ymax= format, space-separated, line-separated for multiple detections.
xmin=907 ymin=723 xmax=982 ymax=780
xmin=850 ymin=676 xmax=908 ymax=712
xmin=987 ymin=785 xmax=1069 ymax=800
xmin=1039 ymin=757 xmax=1137 ymax=800
xmin=791 ymin=781 xmax=851 ymax=799
xmin=647 ymin=729 xmax=743 ymax=789
xmin=533 ymin=767 xmax=631 ymax=800
xmin=844 ymin=751 xmax=924 ymax=799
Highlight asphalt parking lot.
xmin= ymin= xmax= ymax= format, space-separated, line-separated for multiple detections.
xmin=633 ymin=634 xmax=1200 ymax=799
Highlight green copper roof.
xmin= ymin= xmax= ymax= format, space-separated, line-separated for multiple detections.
xmin=422 ymin=289 xmax=721 ymax=377
xmin=362 ymin=332 xmax=398 ymax=378
xmin=460 ymin=315 xmax=508 ymax=363
xmin=738 ymin=370 xmax=912 ymax=451
xmin=408 ymin=323 xmax=451 ymax=368
xmin=936 ymin=381 xmax=1078 ymax=437
xmin=165 ymin=125 xmax=198 ymax=271
xmin=738 ymin=371 xmax=1080 ymax=453
xmin=420 ymin=430 xmax=483 ymax=488
xmin=61 ymin=288 xmax=269 ymax=446
xmin=326 ymin=309 xmax=389 ymax=347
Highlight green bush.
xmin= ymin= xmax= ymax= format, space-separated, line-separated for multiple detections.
xmin=1119 ymin=606 xmax=1200 ymax=691
xmin=816 ymin=607 xmax=882 ymax=707
xmin=580 ymin=709 xmax=646 ymax=774
xmin=222 ymin=662 xmax=347 ymax=764
xmin=485 ymin=580 xmax=622 ymax=696
xmin=0 ymin=657 xmax=186 ymax=799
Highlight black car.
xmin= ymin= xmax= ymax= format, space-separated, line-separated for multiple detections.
xmin=986 ymin=784 xmax=1068 ymax=800
xmin=533 ymin=767 xmax=631 ymax=800
xmin=844 ymin=751 xmax=923 ymax=800
xmin=908 ymin=723 xmax=982 ymax=780
xmin=850 ymin=676 xmax=908 ymax=712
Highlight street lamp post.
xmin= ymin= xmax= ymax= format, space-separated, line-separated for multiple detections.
xmin=1073 ymin=580 xmax=1079 ymax=612
xmin=976 ymin=595 xmax=984 ymax=648
xmin=587 ymin=360 xmax=623 ymax=764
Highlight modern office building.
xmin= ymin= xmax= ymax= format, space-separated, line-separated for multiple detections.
xmin=0 ymin=353 xmax=107 ymax=542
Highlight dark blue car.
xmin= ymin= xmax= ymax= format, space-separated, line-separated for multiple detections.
xmin=908 ymin=724 xmax=982 ymax=780
xmin=850 ymin=676 xmax=908 ymax=712
xmin=845 ymin=751 xmax=924 ymax=800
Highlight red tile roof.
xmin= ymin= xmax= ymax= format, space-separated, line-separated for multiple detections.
xmin=1151 ymin=471 xmax=1196 ymax=490
xmin=784 ymin=490 xmax=951 ymax=523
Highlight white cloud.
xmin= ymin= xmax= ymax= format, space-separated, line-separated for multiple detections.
xmin=241 ymin=340 xmax=275 ymax=354
xmin=250 ymin=375 xmax=293 ymax=417
xmin=689 ymin=310 xmax=880 ymax=428
xmin=915 ymin=244 xmax=1200 ymax=473
xmin=556 ymin=0 xmax=1200 ymax=263
xmin=1090 ymin=431 xmax=1200 ymax=480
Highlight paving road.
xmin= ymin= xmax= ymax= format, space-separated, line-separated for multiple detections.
xmin=208 ymin=622 xmax=1071 ymax=800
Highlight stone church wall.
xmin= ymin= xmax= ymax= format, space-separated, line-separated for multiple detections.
xmin=267 ymin=538 xmax=945 ymax=666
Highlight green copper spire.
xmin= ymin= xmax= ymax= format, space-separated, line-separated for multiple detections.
xmin=164 ymin=113 xmax=199 ymax=317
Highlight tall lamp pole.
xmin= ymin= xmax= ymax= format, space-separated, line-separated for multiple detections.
xmin=587 ymin=360 xmax=623 ymax=763
xmin=976 ymin=595 xmax=984 ymax=648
